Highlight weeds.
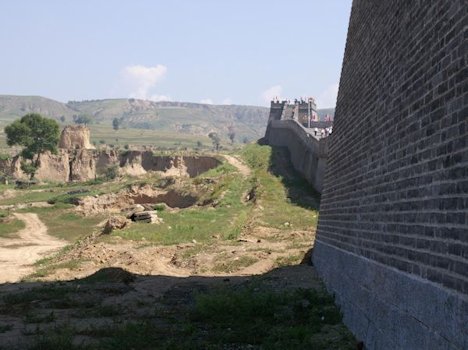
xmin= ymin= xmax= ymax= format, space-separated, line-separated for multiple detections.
xmin=212 ymin=255 xmax=259 ymax=273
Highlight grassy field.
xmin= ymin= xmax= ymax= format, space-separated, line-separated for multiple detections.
xmin=241 ymin=144 xmax=319 ymax=230
xmin=0 ymin=210 xmax=25 ymax=238
xmin=0 ymin=122 xmax=212 ymax=153
xmin=88 ymin=124 xmax=211 ymax=149
xmin=20 ymin=205 xmax=105 ymax=242
xmin=1 ymin=271 xmax=355 ymax=350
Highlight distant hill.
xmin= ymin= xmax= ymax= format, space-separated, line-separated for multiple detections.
xmin=0 ymin=95 xmax=334 ymax=142
xmin=0 ymin=95 xmax=74 ymax=121
xmin=66 ymin=99 xmax=270 ymax=141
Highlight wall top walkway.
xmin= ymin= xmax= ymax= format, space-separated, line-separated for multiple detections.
xmin=268 ymin=119 xmax=329 ymax=157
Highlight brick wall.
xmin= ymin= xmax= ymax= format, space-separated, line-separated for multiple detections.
xmin=313 ymin=0 xmax=467 ymax=348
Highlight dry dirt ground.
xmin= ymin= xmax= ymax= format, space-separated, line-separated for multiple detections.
xmin=0 ymin=152 xmax=352 ymax=349
xmin=0 ymin=213 xmax=67 ymax=283
xmin=222 ymin=155 xmax=251 ymax=176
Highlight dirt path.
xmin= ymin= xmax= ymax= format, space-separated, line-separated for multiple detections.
xmin=0 ymin=213 xmax=67 ymax=283
xmin=223 ymin=155 xmax=251 ymax=176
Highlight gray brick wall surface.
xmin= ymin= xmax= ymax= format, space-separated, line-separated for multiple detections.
xmin=314 ymin=0 xmax=467 ymax=348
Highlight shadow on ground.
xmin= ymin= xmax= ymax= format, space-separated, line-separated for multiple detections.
xmin=0 ymin=263 xmax=357 ymax=350
xmin=265 ymin=144 xmax=321 ymax=211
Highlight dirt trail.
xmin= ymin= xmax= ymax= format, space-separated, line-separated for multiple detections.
xmin=0 ymin=213 xmax=67 ymax=283
xmin=223 ymin=155 xmax=251 ymax=176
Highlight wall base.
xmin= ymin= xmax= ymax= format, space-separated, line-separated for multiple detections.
xmin=313 ymin=240 xmax=468 ymax=349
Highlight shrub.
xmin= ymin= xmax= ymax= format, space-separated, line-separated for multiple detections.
xmin=104 ymin=165 xmax=119 ymax=180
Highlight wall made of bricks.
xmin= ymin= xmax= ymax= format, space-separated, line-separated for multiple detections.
xmin=314 ymin=0 xmax=467 ymax=348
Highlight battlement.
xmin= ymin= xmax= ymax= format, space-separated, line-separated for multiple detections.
xmin=268 ymin=97 xmax=322 ymax=129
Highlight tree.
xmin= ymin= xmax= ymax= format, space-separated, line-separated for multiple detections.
xmin=208 ymin=132 xmax=221 ymax=151
xmin=73 ymin=114 xmax=92 ymax=125
xmin=112 ymin=117 xmax=121 ymax=131
xmin=59 ymin=116 xmax=66 ymax=123
xmin=4 ymin=113 xmax=60 ymax=179
xmin=227 ymin=125 xmax=236 ymax=144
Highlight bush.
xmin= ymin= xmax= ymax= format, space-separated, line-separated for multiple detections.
xmin=154 ymin=204 xmax=166 ymax=212
xmin=104 ymin=165 xmax=119 ymax=180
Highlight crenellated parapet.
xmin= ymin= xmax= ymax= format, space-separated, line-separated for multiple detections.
xmin=264 ymin=116 xmax=329 ymax=193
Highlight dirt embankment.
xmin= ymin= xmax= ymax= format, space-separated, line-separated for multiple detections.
xmin=0 ymin=213 xmax=67 ymax=283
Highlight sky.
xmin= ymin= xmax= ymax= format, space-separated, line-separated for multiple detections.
xmin=0 ymin=0 xmax=352 ymax=108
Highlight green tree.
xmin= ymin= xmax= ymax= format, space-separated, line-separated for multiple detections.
xmin=227 ymin=125 xmax=236 ymax=144
xmin=4 ymin=113 xmax=60 ymax=179
xmin=208 ymin=132 xmax=221 ymax=151
xmin=112 ymin=117 xmax=121 ymax=131
xmin=73 ymin=114 xmax=92 ymax=125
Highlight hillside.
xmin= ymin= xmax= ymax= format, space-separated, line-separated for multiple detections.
xmin=67 ymin=99 xmax=269 ymax=141
xmin=0 ymin=95 xmax=74 ymax=122
xmin=0 ymin=95 xmax=334 ymax=145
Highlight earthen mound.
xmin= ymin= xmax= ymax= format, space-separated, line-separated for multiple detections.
xmin=59 ymin=125 xmax=95 ymax=150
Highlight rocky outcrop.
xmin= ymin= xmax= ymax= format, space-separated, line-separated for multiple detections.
xmin=69 ymin=150 xmax=96 ymax=182
xmin=59 ymin=125 xmax=95 ymax=150
xmin=95 ymin=150 xmax=120 ymax=175
xmin=2 ymin=151 xmax=70 ymax=182
xmin=0 ymin=150 xmax=221 ymax=183
xmin=35 ymin=151 xmax=70 ymax=182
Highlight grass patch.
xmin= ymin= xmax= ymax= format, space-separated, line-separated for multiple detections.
xmin=275 ymin=253 xmax=304 ymax=267
xmin=3 ymin=285 xmax=74 ymax=306
xmin=28 ymin=326 xmax=78 ymax=350
xmin=0 ymin=324 xmax=13 ymax=333
xmin=24 ymin=311 xmax=56 ymax=324
xmin=212 ymin=255 xmax=259 ymax=273
xmin=187 ymin=286 xmax=355 ymax=349
xmin=29 ymin=259 xmax=84 ymax=279
xmin=241 ymin=144 xmax=319 ymax=230
xmin=19 ymin=206 xmax=104 ymax=241
xmin=0 ymin=214 xmax=25 ymax=238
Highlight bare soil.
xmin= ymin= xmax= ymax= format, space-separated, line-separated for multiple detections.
xmin=0 ymin=213 xmax=66 ymax=283
xmin=223 ymin=154 xmax=252 ymax=176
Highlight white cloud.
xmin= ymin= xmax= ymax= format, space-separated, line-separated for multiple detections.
xmin=221 ymin=98 xmax=232 ymax=105
xmin=150 ymin=94 xmax=172 ymax=102
xmin=200 ymin=98 xmax=214 ymax=104
xmin=121 ymin=64 xmax=167 ymax=100
xmin=317 ymin=83 xmax=339 ymax=108
xmin=262 ymin=85 xmax=282 ymax=104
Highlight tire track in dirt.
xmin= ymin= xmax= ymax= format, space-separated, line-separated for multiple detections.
xmin=0 ymin=213 xmax=67 ymax=283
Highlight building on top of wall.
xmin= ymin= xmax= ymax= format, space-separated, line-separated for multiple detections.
xmin=268 ymin=97 xmax=333 ymax=138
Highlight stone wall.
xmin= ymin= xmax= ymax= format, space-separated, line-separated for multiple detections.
xmin=265 ymin=119 xmax=328 ymax=193
xmin=313 ymin=1 xmax=467 ymax=349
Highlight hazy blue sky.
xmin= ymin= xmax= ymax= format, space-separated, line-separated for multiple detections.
xmin=0 ymin=0 xmax=352 ymax=107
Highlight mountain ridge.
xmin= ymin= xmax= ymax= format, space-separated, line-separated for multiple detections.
xmin=0 ymin=95 xmax=334 ymax=142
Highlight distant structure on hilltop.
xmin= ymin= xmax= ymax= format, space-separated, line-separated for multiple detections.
xmin=264 ymin=97 xmax=331 ymax=193
xmin=269 ymin=97 xmax=333 ymax=138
